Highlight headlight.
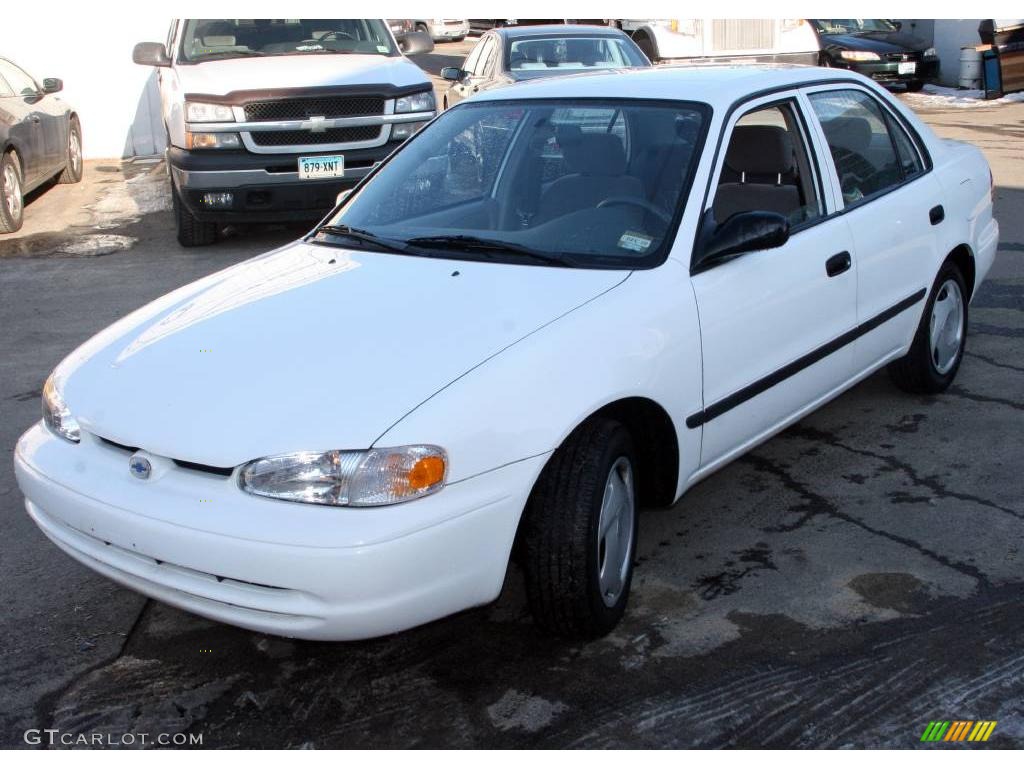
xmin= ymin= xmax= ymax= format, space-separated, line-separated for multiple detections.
xmin=185 ymin=101 xmax=234 ymax=122
xmin=395 ymin=91 xmax=435 ymax=114
xmin=840 ymin=50 xmax=881 ymax=62
xmin=42 ymin=374 xmax=80 ymax=443
xmin=239 ymin=445 xmax=447 ymax=506
xmin=924 ymin=47 xmax=937 ymax=58
xmin=185 ymin=132 xmax=242 ymax=150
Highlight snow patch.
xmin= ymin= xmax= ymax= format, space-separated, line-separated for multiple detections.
xmin=903 ymin=84 xmax=1024 ymax=109
xmin=487 ymin=689 xmax=568 ymax=733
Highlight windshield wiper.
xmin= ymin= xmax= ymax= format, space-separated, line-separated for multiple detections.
xmin=404 ymin=235 xmax=578 ymax=267
xmin=314 ymin=224 xmax=418 ymax=254
xmin=195 ymin=50 xmax=266 ymax=60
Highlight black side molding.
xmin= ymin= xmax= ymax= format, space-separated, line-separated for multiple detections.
xmin=686 ymin=288 xmax=928 ymax=429
xmin=930 ymin=205 xmax=945 ymax=225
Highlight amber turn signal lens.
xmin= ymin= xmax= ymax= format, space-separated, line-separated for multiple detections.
xmin=408 ymin=455 xmax=446 ymax=490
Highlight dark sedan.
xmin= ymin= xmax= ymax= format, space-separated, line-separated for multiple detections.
xmin=441 ymin=25 xmax=650 ymax=109
xmin=0 ymin=57 xmax=81 ymax=233
xmin=811 ymin=19 xmax=938 ymax=91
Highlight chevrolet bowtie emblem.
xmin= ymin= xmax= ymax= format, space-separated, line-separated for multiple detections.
xmin=301 ymin=115 xmax=328 ymax=133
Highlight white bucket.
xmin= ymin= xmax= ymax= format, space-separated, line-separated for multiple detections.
xmin=959 ymin=47 xmax=983 ymax=89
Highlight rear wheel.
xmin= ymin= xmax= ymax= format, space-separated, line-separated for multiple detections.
xmin=905 ymin=80 xmax=926 ymax=92
xmin=888 ymin=260 xmax=968 ymax=393
xmin=172 ymin=184 xmax=218 ymax=247
xmin=0 ymin=151 xmax=24 ymax=234
xmin=58 ymin=117 xmax=83 ymax=184
xmin=522 ymin=418 xmax=638 ymax=639
xmin=633 ymin=32 xmax=658 ymax=63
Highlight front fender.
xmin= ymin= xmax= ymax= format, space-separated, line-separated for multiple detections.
xmin=376 ymin=261 xmax=703 ymax=497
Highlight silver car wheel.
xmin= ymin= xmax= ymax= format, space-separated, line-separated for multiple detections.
xmin=929 ymin=278 xmax=965 ymax=375
xmin=597 ymin=456 xmax=635 ymax=607
xmin=3 ymin=161 xmax=21 ymax=220
xmin=69 ymin=129 xmax=82 ymax=175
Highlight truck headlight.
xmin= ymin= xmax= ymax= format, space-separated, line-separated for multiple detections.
xmin=924 ymin=47 xmax=937 ymax=58
xmin=839 ymin=50 xmax=880 ymax=62
xmin=185 ymin=132 xmax=242 ymax=150
xmin=185 ymin=101 xmax=234 ymax=122
xmin=42 ymin=374 xmax=80 ymax=443
xmin=239 ymin=445 xmax=447 ymax=506
xmin=395 ymin=91 xmax=435 ymax=114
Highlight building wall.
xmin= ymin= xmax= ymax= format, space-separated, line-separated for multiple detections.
xmin=2 ymin=16 xmax=171 ymax=159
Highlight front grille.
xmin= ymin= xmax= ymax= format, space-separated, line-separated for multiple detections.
xmin=712 ymin=19 xmax=775 ymax=51
xmin=885 ymin=51 xmax=922 ymax=62
xmin=249 ymin=125 xmax=382 ymax=146
xmin=243 ymin=96 xmax=386 ymax=122
xmin=97 ymin=435 xmax=234 ymax=478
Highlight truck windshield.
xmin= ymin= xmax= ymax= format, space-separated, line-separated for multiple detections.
xmin=319 ymin=99 xmax=709 ymax=269
xmin=180 ymin=19 xmax=397 ymax=62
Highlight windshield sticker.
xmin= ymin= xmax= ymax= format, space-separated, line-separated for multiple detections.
xmin=618 ymin=231 xmax=653 ymax=253
xmin=377 ymin=45 xmax=389 ymax=53
xmin=295 ymin=44 xmax=324 ymax=51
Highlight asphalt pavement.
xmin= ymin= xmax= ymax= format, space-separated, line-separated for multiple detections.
xmin=1 ymin=44 xmax=1022 ymax=748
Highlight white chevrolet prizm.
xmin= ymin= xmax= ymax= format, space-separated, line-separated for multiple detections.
xmin=15 ymin=67 xmax=998 ymax=641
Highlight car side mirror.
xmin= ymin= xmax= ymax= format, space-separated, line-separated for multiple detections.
xmin=441 ymin=66 xmax=467 ymax=82
xmin=132 ymin=42 xmax=171 ymax=67
xmin=400 ymin=31 xmax=434 ymax=56
xmin=42 ymin=78 xmax=63 ymax=94
xmin=694 ymin=210 xmax=790 ymax=272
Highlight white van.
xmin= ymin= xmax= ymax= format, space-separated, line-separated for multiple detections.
xmin=619 ymin=19 xmax=819 ymax=66
xmin=133 ymin=19 xmax=434 ymax=246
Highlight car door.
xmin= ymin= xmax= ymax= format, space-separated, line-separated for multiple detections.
xmin=805 ymin=85 xmax=943 ymax=372
xmin=453 ymin=34 xmax=496 ymax=104
xmin=0 ymin=59 xmax=48 ymax=186
xmin=689 ymin=94 xmax=859 ymax=470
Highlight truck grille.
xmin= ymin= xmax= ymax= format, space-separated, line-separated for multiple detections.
xmin=249 ymin=125 xmax=383 ymax=147
xmin=712 ymin=19 xmax=776 ymax=51
xmin=243 ymin=96 xmax=386 ymax=122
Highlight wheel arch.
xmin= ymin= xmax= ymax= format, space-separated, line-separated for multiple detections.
xmin=946 ymin=243 xmax=976 ymax=300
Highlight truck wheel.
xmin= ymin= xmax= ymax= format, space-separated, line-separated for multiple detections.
xmin=888 ymin=260 xmax=968 ymax=394
xmin=522 ymin=417 xmax=638 ymax=639
xmin=58 ymin=117 xmax=83 ymax=184
xmin=172 ymin=184 xmax=218 ymax=247
xmin=0 ymin=151 xmax=24 ymax=234
xmin=633 ymin=31 xmax=658 ymax=63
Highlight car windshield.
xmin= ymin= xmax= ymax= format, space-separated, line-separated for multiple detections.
xmin=180 ymin=19 xmax=397 ymax=62
xmin=320 ymin=99 xmax=709 ymax=269
xmin=812 ymin=19 xmax=900 ymax=35
xmin=508 ymin=36 xmax=648 ymax=71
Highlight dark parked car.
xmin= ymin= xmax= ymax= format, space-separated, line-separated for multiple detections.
xmin=0 ymin=57 xmax=81 ymax=233
xmin=811 ymin=19 xmax=938 ymax=91
xmin=441 ymin=25 xmax=650 ymax=109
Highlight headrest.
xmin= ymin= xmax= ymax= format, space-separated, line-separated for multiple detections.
xmin=725 ymin=125 xmax=794 ymax=176
xmin=822 ymin=117 xmax=872 ymax=155
xmin=557 ymin=127 xmax=627 ymax=175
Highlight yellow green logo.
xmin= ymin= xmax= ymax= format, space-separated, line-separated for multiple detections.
xmin=920 ymin=721 xmax=997 ymax=742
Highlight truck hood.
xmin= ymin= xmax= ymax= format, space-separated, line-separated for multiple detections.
xmin=176 ymin=53 xmax=430 ymax=97
xmin=57 ymin=242 xmax=628 ymax=468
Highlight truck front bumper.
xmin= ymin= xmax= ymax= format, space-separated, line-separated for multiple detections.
xmin=168 ymin=143 xmax=403 ymax=223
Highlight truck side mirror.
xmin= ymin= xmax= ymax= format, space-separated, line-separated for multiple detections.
xmin=133 ymin=42 xmax=171 ymax=67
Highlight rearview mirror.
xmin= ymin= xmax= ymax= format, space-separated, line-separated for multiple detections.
xmin=694 ymin=210 xmax=790 ymax=272
xmin=400 ymin=31 xmax=434 ymax=56
xmin=441 ymin=66 xmax=467 ymax=82
xmin=42 ymin=78 xmax=63 ymax=94
xmin=132 ymin=42 xmax=171 ymax=67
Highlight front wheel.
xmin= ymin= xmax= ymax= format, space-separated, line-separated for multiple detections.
xmin=172 ymin=184 xmax=218 ymax=247
xmin=522 ymin=418 xmax=638 ymax=639
xmin=888 ymin=261 xmax=968 ymax=393
xmin=905 ymin=80 xmax=926 ymax=93
xmin=58 ymin=117 xmax=83 ymax=184
xmin=0 ymin=152 xmax=24 ymax=234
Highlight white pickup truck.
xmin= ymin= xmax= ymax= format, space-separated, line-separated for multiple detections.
xmin=133 ymin=19 xmax=434 ymax=246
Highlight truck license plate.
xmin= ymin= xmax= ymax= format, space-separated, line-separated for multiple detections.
xmin=298 ymin=155 xmax=345 ymax=180
xmin=898 ymin=62 xmax=917 ymax=75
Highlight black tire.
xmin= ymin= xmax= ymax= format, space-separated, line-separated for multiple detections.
xmin=452 ymin=35 xmax=465 ymax=42
xmin=633 ymin=32 xmax=658 ymax=63
xmin=172 ymin=184 xmax=218 ymax=247
xmin=0 ymin=151 xmax=24 ymax=234
xmin=522 ymin=417 xmax=638 ymax=640
xmin=905 ymin=80 xmax=926 ymax=92
xmin=58 ymin=117 xmax=83 ymax=184
xmin=888 ymin=260 xmax=969 ymax=394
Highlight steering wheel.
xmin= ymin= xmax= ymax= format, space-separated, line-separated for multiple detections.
xmin=315 ymin=31 xmax=355 ymax=42
xmin=596 ymin=196 xmax=672 ymax=226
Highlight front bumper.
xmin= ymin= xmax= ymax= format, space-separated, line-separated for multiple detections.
xmin=833 ymin=57 xmax=939 ymax=85
xmin=168 ymin=143 xmax=403 ymax=223
xmin=14 ymin=424 xmax=544 ymax=640
xmin=433 ymin=22 xmax=470 ymax=40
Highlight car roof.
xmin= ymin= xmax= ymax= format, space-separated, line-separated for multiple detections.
xmin=469 ymin=64 xmax=868 ymax=107
xmin=492 ymin=24 xmax=629 ymax=40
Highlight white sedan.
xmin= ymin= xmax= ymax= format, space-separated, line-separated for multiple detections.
xmin=14 ymin=66 xmax=998 ymax=641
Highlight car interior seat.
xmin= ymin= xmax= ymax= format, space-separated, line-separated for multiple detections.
xmin=713 ymin=125 xmax=801 ymax=222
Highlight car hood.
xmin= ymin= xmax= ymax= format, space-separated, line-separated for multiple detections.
xmin=819 ymin=31 xmax=929 ymax=55
xmin=57 ymin=242 xmax=628 ymax=467
xmin=175 ymin=53 xmax=430 ymax=97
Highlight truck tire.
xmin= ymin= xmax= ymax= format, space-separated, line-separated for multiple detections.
xmin=633 ymin=31 xmax=658 ymax=63
xmin=888 ymin=260 xmax=968 ymax=394
xmin=0 ymin=151 xmax=24 ymax=234
xmin=172 ymin=184 xmax=218 ymax=247
xmin=522 ymin=417 xmax=638 ymax=639
xmin=58 ymin=117 xmax=83 ymax=184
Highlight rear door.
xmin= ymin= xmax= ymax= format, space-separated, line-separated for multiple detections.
xmin=804 ymin=85 xmax=943 ymax=371
xmin=690 ymin=93 xmax=859 ymax=469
